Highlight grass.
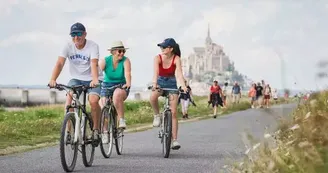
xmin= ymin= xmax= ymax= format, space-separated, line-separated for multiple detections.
xmin=0 ymin=95 xmax=290 ymax=154
xmin=226 ymin=90 xmax=328 ymax=173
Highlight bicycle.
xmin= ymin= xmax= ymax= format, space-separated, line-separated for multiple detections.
xmin=148 ymin=86 xmax=180 ymax=158
xmin=99 ymin=84 xmax=126 ymax=158
xmin=48 ymin=84 xmax=99 ymax=172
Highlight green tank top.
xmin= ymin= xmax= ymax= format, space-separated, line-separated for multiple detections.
xmin=103 ymin=55 xmax=127 ymax=83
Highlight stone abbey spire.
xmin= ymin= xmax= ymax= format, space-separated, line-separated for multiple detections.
xmin=205 ymin=23 xmax=212 ymax=45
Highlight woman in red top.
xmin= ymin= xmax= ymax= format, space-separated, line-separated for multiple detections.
xmin=208 ymin=80 xmax=224 ymax=118
xmin=150 ymin=38 xmax=187 ymax=150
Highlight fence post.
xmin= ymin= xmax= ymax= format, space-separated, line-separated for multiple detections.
xmin=21 ymin=89 xmax=29 ymax=106
xmin=49 ymin=90 xmax=57 ymax=104
xmin=134 ymin=92 xmax=141 ymax=101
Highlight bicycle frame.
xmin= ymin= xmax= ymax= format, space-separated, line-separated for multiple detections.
xmin=68 ymin=91 xmax=88 ymax=144
xmin=57 ymin=85 xmax=93 ymax=145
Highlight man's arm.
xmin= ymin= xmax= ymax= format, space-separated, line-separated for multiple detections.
xmin=50 ymin=57 xmax=66 ymax=81
xmin=90 ymin=44 xmax=100 ymax=83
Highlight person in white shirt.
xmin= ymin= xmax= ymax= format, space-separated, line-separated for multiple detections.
xmin=272 ymin=88 xmax=278 ymax=104
xmin=48 ymin=22 xmax=103 ymax=143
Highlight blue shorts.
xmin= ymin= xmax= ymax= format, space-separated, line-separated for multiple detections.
xmin=67 ymin=79 xmax=102 ymax=97
xmin=100 ymin=82 xmax=130 ymax=98
xmin=157 ymin=76 xmax=179 ymax=95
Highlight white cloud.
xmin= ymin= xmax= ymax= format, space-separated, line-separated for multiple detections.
xmin=0 ymin=0 xmax=326 ymax=90
xmin=0 ymin=0 xmax=18 ymax=17
xmin=26 ymin=0 xmax=100 ymax=12
xmin=0 ymin=32 xmax=65 ymax=48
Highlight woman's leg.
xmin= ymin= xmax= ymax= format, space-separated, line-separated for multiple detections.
xmin=150 ymin=90 xmax=162 ymax=127
xmin=113 ymin=88 xmax=128 ymax=128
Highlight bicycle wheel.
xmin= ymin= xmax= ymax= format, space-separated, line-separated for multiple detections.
xmin=113 ymin=112 xmax=124 ymax=155
xmin=100 ymin=107 xmax=114 ymax=158
xmin=162 ymin=110 xmax=172 ymax=158
xmin=59 ymin=112 xmax=78 ymax=172
xmin=81 ymin=115 xmax=95 ymax=167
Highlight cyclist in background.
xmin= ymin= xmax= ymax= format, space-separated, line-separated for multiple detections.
xmin=149 ymin=38 xmax=187 ymax=150
xmin=48 ymin=22 xmax=103 ymax=141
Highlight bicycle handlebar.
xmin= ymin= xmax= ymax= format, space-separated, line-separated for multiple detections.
xmin=47 ymin=84 xmax=97 ymax=92
xmin=147 ymin=85 xmax=182 ymax=92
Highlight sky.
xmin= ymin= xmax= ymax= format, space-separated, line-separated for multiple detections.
xmin=0 ymin=0 xmax=327 ymax=90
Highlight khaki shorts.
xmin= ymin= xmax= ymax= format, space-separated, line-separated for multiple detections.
xmin=232 ymin=94 xmax=240 ymax=103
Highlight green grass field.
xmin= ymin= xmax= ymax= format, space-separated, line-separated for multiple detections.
xmin=0 ymin=95 xmax=289 ymax=152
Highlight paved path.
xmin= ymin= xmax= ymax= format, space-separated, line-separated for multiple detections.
xmin=0 ymin=104 xmax=296 ymax=173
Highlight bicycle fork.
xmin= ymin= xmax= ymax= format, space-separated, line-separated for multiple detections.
xmin=158 ymin=113 xmax=166 ymax=142
xmin=72 ymin=109 xmax=82 ymax=144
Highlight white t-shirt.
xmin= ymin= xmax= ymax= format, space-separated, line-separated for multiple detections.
xmin=222 ymin=86 xmax=227 ymax=96
xmin=273 ymin=91 xmax=278 ymax=98
xmin=60 ymin=40 xmax=103 ymax=81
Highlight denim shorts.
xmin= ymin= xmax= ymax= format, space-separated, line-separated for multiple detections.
xmin=157 ymin=76 xmax=179 ymax=95
xmin=67 ymin=79 xmax=102 ymax=97
xmin=100 ymin=82 xmax=130 ymax=98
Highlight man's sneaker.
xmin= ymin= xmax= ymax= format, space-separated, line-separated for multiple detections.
xmin=171 ymin=140 xmax=181 ymax=150
xmin=213 ymin=114 xmax=217 ymax=119
xmin=153 ymin=115 xmax=161 ymax=127
xmin=66 ymin=131 xmax=72 ymax=144
xmin=92 ymin=130 xmax=100 ymax=147
xmin=119 ymin=118 xmax=126 ymax=129
xmin=102 ymin=131 xmax=109 ymax=144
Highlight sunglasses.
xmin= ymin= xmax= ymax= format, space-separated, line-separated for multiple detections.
xmin=160 ymin=46 xmax=171 ymax=49
xmin=117 ymin=49 xmax=126 ymax=54
xmin=70 ymin=32 xmax=83 ymax=37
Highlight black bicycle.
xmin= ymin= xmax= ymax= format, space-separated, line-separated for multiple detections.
xmin=48 ymin=84 xmax=99 ymax=172
xmin=148 ymin=86 xmax=180 ymax=158
xmin=99 ymin=84 xmax=126 ymax=158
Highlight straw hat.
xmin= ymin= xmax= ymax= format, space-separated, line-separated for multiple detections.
xmin=107 ymin=41 xmax=129 ymax=51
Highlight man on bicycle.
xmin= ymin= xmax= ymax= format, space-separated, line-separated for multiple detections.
xmin=48 ymin=22 xmax=103 ymax=141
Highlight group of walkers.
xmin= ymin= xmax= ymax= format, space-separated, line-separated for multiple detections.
xmin=248 ymin=80 xmax=278 ymax=108
xmin=206 ymin=80 xmax=243 ymax=118
xmin=204 ymin=79 xmax=279 ymax=119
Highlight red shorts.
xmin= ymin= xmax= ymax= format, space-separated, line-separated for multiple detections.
xmin=264 ymin=95 xmax=270 ymax=99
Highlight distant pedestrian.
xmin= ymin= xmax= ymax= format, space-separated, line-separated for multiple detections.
xmin=263 ymin=84 xmax=272 ymax=108
xmin=222 ymin=82 xmax=228 ymax=107
xmin=178 ymin=80 xmax=193 ymax=119
xmin=231 ymin=81 xmax=241 ymax=104
xmin=272 ymin=88 xmax=278 ymax=104
xmin=208 ymin=80 xmax=224 ymax=118
xmin=255 ymin=82 xmax=264 ymax=108
xmin=248 ymin=83 xmax=257 ymax=108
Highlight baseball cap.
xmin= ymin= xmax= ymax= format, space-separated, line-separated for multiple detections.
xmin=157 ymin=38 xmax=176 ymax=48
xmin=70 ymin=22 xmax=86 ymax=34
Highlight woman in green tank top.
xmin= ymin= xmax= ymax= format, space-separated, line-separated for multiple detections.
xmin=99 ymin=41 xmax=131 ymax=131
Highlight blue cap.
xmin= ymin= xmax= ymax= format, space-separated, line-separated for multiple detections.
xmin=70 ymin=22 xmax=86 ymax=34
xmin=157 ymin=38 xmax=176 ymax=48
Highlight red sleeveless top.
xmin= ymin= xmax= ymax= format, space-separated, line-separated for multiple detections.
xmin=158 ymin=54 xmax=176 ymax=77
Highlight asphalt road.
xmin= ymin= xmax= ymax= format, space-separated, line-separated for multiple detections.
xmin=0 ymin=103 xmax=296 ymax=173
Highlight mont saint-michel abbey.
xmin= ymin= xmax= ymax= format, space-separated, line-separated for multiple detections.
xmin=182 ymin=26 xmax=234 ymax=81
